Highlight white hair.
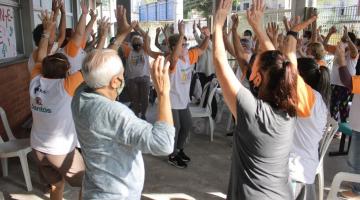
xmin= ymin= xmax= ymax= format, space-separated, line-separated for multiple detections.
xmin=82 ymin=49 xmax=124 ymax=89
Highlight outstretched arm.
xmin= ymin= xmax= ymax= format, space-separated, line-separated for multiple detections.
xmin=57 ymin=0 xmax=66 ymax=47
xmin=196 ymin=27 xmax=210 ymax=56
xmin=37 ymin=11 xmax=56 ymax=63
xmin=71 ymin=0 xmax=88 ymax=47
xmin=96 ymin=17 xmax=110 ymax=49
xmin=246 ymin=0 xmax=275 ymax=52
xmin=168 ymin=20 xmax=185 ymax=71
xmin=343 ymin=26 xmax=359 ymax=59
xmin=138 ymin=26 xmax=164 ymax=59
xmin=85 ymin=9 xmax=98 ymax=37
xmin=108 ymin=5 xmax=133 ymax=50
xmin=213 ymin=0 xmax=241 ymax=120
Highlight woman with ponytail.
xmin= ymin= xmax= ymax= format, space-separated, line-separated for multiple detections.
xmin=214 ymin=0 xmax=317 ymax=199
xmin=289 ymin=57 xmax=331 ymax=200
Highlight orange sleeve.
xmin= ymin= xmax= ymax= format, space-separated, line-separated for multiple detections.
xmin=188 ymin=48 xmax=200 ymax=65
xmin=31 ymin=63 xmax=42 ymax=80
xmin=296 ymin=75 xmax=316 ymax=117
xmin=353 ymin=76 xmax=360 ymax=94
xmin=64 ymin=39 xmax=81 ymax=58
xmin=325 ymin=45 xmax=336 ymax=54
xmin=122 ymin=45 xmax=131 ymax=58
xmin=64 ymin=71 xmax=84 ymax=96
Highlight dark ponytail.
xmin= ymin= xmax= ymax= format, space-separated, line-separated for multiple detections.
xmin=317 ymin=66 xmax=331 ymax=107
xmin=259 ymin=51 xmax=298 ymax=117
xmin=297 ymin=57 xmax=331 ymax=107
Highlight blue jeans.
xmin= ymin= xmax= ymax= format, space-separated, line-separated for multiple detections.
xmin=348 ymin=131 xmax=360 ymax=194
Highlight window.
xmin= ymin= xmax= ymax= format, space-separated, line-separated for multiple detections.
xmin=0 ymin=0 xmax=24 ymax=61
xmin=243 ymin=3 xmax=249 ymax=10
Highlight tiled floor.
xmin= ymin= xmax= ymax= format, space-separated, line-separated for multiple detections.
xmin=0 ymin=103 xmax=355 ymax=200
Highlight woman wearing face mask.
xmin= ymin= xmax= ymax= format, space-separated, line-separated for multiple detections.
xmin=30 ymin=12 xmax=85 ymax=200
xmin=121 ymin=35 xmax=150 ymax=119
xmin=166 ymin=20 xmax=210 ymax=168
xmin=214 ymin=0 xmax=317 ymax=199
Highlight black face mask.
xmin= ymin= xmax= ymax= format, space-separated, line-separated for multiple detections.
xmin=132 ymin=44 xmax=142 ymax=51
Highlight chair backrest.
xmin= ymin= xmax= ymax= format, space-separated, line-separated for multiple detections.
xmin=0 ymin=107 xmax=16 ymax=142
xmin=199 ymin=81 xmax=212 ymax=107
xmin=204 ymin=79 xmax=219 ymax=113
xmin=318 ymin=116 xmax=339 ymax=166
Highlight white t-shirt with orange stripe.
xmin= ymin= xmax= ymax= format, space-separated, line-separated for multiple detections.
xmin=58 ymin=39 xmax=87 ymax=74
xmin=29 ymin=63 xmax=84 ymax=155
xmin=289 ymin=86 xmax=328 ymax=184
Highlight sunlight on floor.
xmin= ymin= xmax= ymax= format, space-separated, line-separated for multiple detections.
xmin=142 ymin=193 xmax=196 ymax=200
xmin=207 ymin=192 xmax=227 ymax=199
xmin=9 ymin=193 xmax=46 ymax=200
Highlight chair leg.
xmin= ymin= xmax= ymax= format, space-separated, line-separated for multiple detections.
xmin=19 ymin=152 xmax=32 ymax=191
xmin=318 ymin=168 xmax=324 ymax=200
xmin=1 ymin=158 xmax=8 ymax=177
xmin=216 ymin=103 xmax=225 ymax=123
xmin=209 ymin=117 xmax=214 ymax=142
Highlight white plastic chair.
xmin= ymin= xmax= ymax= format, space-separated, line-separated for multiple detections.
xmin=215 ymin=89 xmax=233 ymax=132
xmin=190 ymin=79 xmax=219 ymax=141
xmin=316 ymin=116 xmax=339 ymax=200
xmin=327 ymin=172 xmax=360 ymax=200
xmin=0 ymin=107 xmax=32 ymax=191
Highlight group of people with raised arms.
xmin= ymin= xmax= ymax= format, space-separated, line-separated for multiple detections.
xmin=27 ymin=0 xmax=360 ymax=199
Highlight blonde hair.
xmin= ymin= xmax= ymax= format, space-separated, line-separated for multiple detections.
xmin=307 ymin=42 xmax=326 ymax=60
xmin=82 ymin=49 xmax=123 ymax=89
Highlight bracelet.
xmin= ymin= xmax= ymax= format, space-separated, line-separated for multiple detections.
xmin=42 ymin=33 xmax=50 ymax=39
xmin=287 ymin=31 xmax=298 ymax=38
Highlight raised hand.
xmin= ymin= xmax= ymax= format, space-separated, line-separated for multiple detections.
xmin=80 ymin=0 xmax=88 ymax=15
xmin=214 ymin=0 xmax=232 ymax=28
xmin=329 ymin=25 xmax=337 ymax=34
xmin=266 ymin=22 xmax=279 ymax=44
xmin=343 ymin=26 xmax=350 ymax=41
xmin=156 ymin=27 xmax=161 ymax=35
xmin=193 ymin=20 xmax=196 ymax=31
xmin=246 ymin=0 xmax=265 ymax=29
xmin=151 ymin=56 xmax=170 ymax=96
xmin=202 ymin=27 xmax=210 ymax=37
xmin=290 ymin=15 xmax=317 ymax=32
xmin=283 ymin=16 xmax=290 ymax=32
xmin=59 ymin=0 xmax=65 ymax=13
xmin=178 ymin=20 xmax=185 ymax=35
xmin=197 ymin=20 xmax=201 ymax=29
xmin=336 ymin=42 xmax=346 ymax=66
xmin=231 ymin=14 xmax=239 ymax=30
xmin=115 ymin=5 xmax=130 ymax=32
xmin=39 ymin=10 xmax=56 ymax=33
xmin=98 ymin=17 xmax=110 ymax=37
xmin=89 ymin=9 xmax=98 ymax=21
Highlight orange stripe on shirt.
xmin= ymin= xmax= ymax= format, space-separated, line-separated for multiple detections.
xmin=64 ymin=40 xmax=81 ymax=58
xmin=64 ymin=71 xmax=84 ymax=96
xmin=353 ymin=76 xmax=360 ymax=94
xmin=31 ymin=63 xmax=42 ymax=80
xmin=297 ymin=75 xmax=316 ymax=118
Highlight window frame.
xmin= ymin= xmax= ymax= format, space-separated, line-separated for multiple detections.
xmin=0 ymin=0 xmax=27 ymax=65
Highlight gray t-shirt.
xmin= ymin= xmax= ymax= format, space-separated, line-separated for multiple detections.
xmin=71 ymin=84 xmax=175 ymax=200
xmin=227 ymin=87 xmax=295 ymax=199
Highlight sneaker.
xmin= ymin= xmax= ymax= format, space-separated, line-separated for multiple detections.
xmin=178 ymin=149 xmax=191 ymax=162
xmin=168 ymin=155 xmax=187 ymax=168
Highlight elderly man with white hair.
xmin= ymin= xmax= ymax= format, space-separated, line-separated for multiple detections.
xmin=71 ymin=6 xmax=175 ymax=200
